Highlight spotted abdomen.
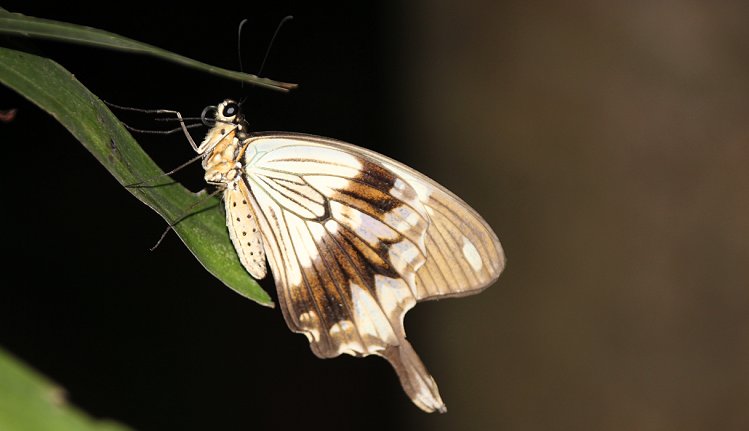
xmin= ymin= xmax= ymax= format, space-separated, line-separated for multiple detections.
xmin=224 ymin=181 xmax=267 ymax=280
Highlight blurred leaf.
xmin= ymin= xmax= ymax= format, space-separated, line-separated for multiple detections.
xmin=0 ymin=46 xmax=274 ymax=307
xmin=0 ymin=8 xmax=297 ymax=92
xmin=0 ymin=346 xmax=133 ymax=431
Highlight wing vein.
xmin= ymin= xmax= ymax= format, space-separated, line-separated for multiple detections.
xmin=257 ymin=163 xmax=425 ymax=222
xmin=429 ymin=197 xmax=498 ymax=271
xmin=422 ymin=230 xmax=451 ymax=297
xmin=308 ymin=220 xmax=368 ymax=351
xmin=254 ymin=174 xmax=323 ymax=220
xmin=325 ymin=222 xmax=400 ymax=343
xmin=281 ymin=210 xmax=334 ymax=353
xmin=429 ymin=208 xmax=473 ymax=288
xmin=328 ymin=197 xmax=424 ymax=259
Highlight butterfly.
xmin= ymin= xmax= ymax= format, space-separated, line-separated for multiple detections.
xmin=191 ymin=99 xmax=505 ymax=413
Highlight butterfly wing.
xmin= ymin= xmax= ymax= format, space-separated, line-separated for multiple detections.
xmin=239 ymin=133 xmax=504 ymax=412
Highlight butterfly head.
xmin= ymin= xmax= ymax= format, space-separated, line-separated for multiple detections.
xmin=214 ymin=99 xmax=244 ymax=126
xmin=197 ymin=99 xmax=249 ymax=156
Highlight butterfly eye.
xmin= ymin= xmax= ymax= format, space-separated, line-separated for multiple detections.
xmin=222 ymin=103 xmax=238 ymax=118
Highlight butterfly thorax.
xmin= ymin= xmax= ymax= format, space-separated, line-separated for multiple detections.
xmin=199 ymin=100 xmax=251 ymax=186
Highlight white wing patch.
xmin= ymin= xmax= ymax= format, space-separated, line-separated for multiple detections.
xmin=350 ymin=281 xmax=397 ymax=348
xmin=462 ymin=236 xmax=483 ymax=271
xmin=375 ymin=275 xmax=416 ymax=327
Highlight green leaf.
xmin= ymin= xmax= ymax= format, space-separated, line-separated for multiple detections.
xmin=0 ymin=8 xmax=297 ymax=92
xmin=0 ymin=347 xmax=134 ymax=431
xmin=0 ymin=46 xmax=274 ymax=307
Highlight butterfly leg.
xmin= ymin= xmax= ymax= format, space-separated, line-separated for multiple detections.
xmin=156 ymin=109 xmax=200 ymax=152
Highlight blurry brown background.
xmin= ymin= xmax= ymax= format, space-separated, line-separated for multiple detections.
xmin=2 ymin=1 xmax=748 ymax=430
xmin=406 ymin=2 xmax=749 ymax=430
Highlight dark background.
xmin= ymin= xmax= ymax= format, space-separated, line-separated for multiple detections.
xmin=2 ymin=2 xmax=748 ymax=430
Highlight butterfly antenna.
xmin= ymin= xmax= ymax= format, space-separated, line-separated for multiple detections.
xmin=259 ymin=15 xmax=294 ymax=78
xmin=237 ymin=18 xmax=250 ymax=89
xmin=236 ymin=15 xmax=294 ymax=105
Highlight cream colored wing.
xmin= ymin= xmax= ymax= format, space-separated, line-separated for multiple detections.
xmin=239 ymin=133 xmax=504 ymax=413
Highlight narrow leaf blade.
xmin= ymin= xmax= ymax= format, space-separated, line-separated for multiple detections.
xmin=0 ymin=46 xmax=274 ymax=307
xmin=0 ymin=9 xmax=297 ymax=92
